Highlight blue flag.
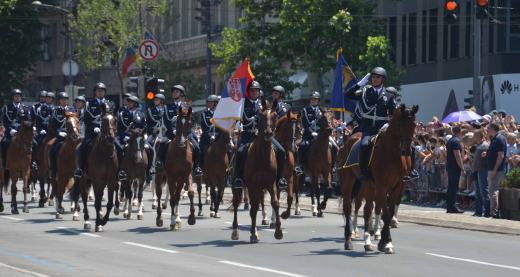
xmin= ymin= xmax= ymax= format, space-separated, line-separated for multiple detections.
xmin=330 ymin=50 xmax=357 ymax=113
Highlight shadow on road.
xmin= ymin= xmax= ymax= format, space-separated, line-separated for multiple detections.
xmin=126 ymin=226 xmax=170 ymax=234
xmin=171 ymin=239 xmax=248 ymax=248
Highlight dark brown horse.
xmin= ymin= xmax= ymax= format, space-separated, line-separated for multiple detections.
xmin=339 ymin=104 xmax=418 ymax=253
xmin=121 ymin=128 xmax=148 ymax=220
xmin=231 ymin=99 xmax=282 ymax=243
xmin=203 ymin=128 xmax=232 ymax=218
xmin=54 ymin=112 xmax=81 ymax=219
xmin=78 ymin=111 xmax=118 ymax=232
xmin=303 ymin=110 xmax=334 ymax=217
xmin=33 ymin=122 xmax=58 ymax=207
xmin=5 ymin=120 xmax=34 ymax=214
xmin=155 ymin=106 xmax=196 ymax=230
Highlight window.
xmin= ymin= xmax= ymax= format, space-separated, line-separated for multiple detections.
xmin=450 ymin=21 xmax=460 ymax=58
xmin=422 ymin=11 xmax=427 ymax=63
xmin=497 ymin=0 xmax=506 ymax=51
xmin=443 ymin=19 xmax=448 ymax=59
xmin=408 ymin=13 xmax=417 ymax=64
xmin=402 ymin=15 xmax=407 ymax=66
xmin=182 ymin=0 xmax=189 ymax=38
xmin=389 ymin=17 xmax=397 ymax=62
xmin=465 ymin=1 xmax=471 ymax=57
xmin=429 ymin=9 xmax=438 ymax=61
xmin=510 ymin=0 xmax=520 ymax=51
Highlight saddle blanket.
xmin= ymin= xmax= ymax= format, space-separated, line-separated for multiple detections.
xmin=342 ymin=135 xmax=377 ymax=169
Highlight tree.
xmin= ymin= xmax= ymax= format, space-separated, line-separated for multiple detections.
xmin=151 ymin=58 xmax=207 ymax=102
xmin=358 ymin=36 xmax=405 ymax=89
xmin=210 ymin=0 xmax=385 ymax=95
xmin=0 ymin=0 xmax=44 ymax=104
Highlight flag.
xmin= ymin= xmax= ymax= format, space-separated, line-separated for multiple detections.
xmin=212 ymin=59 xmax=255 ymax=130
xmin=121 ymin=46 xmax=138 ymax=76
xmin=330 ymin=49 xmax=358 ymax=113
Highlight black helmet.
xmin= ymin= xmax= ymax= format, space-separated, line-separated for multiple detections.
xmin=154 ymin=93 xmax=166 ymax=101
xmin=57 ymin=92 xmax=69 ymax=99
xmin=272 ymin=85 xmax=285 ymax=96
xmin=171 ymin=85 xmax=186 ymax=95
xmin=74 ymin=95 xmax=86 ymax=103
xmin=310 ymin=91 xmax=321 ymax=99
xmin=94 ymin=82 xmax=107 ymax=91
xmin=39 ymin=90 xmax=48 ymax=97
xmin=207 ymin=94 xmax=219 ymax=102
xmin=250 ymin=81 xmax=261 ymax=90
xmin=11 ymin=89 xmax=22 ymax=97
xmin=371 ymin=67 xmax=387 ymax=78
xmin=46 ymin=92 xmax=55 ymax=98
xmin=385 ymin=86 xmax=398 ymax=96
xmin=127 ymin=95 xmax=140 ymax=104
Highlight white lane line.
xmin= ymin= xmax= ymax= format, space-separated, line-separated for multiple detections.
xmin=56 ymin=227 xmax=101 ymax=238
xmin=0 ymin=261 xmax=51 ymax=277
xmin=122 ymin=242 xmax=178 ymax=254
xmin=219 ymin=260 xmax=307 ymax=277
xmin=1 ymin=216 xmax=24 ymax=221
xmin=426 ymin=253 xmax=520 ymax=271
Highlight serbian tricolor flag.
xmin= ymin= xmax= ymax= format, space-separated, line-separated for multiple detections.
xmin=212 ymin=58 xmax=255 ymax=130
xmin=121 ymin=46 xmax=138 ymax=77
xmin=330 ymin=49 xmax=358 ymax=113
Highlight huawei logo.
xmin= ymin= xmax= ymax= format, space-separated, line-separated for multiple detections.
xmin=501 ymin=80 xmax=513 ymax=94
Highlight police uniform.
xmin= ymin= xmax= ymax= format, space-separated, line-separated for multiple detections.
xmin=295 ymin=96 xmax=323 ymax=174
xmin=33 ymin=102 xmax=53 ymax=145
xmin=49 ymin=99 xmax=70 ymax=178
xmin=199 ymin=106 xmax=216 ymax=170
xmin=271 ymin=85 xmax=290 ymax=119
xmin=115 ymin=98 xmax=145 ymax=179
xmin=1 ymin=99 xmax=31 ymax=167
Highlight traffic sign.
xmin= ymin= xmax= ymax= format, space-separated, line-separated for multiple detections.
xmin=139 ymin=40 xmax=160 ymax=61
xmin=62 ymin=60 xmax=79 ymax=77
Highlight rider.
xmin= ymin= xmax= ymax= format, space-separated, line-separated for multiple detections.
xmin=295 ymin=91 xmax=322 ymax=176
xmin=199 ymin=94 xmax=220 ymax=172
xmin=115 ymin=95 xmax=145 ymax=180
xmin=45 ymin=92 xmax=56 ymax=107
xmin=74 ymin=82 xmax=113 ymax=179
xmin=32 ymin=90 xmax=53 ymax=168
xmin=73 ymin=95 xmax=86 ymax=137
xmin=344 ymin=67 xmax=396 ymax=181
xmin=49 ymin=92 xmax=71 ymax=179
xmin=271 ymin=85 xmax=290 ymax=119
xmin=233 ymin=81 xmax=287 ymax=189
xmin=146 ymin=93 xmax=166 ymax=172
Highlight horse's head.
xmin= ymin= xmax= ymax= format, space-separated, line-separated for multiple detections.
xmin=65 ymin=112 xmax=80 ymax=141
xmin=258 ymin=98 xmax=276 ymax=141
xmin=129 ymin=128 xmax=146 ymax=162
xmin=318 ymin=109 xmax=334 ymax=136
xmin=101 ymin=112 xmax=117 ymax=144
xmin=176 ymin=104 xmax=192 ymax=147
xmin=388 ymin=104 xmax=419 ymax=155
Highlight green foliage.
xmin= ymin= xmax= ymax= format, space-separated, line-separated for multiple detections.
xmin=358 ymin=35 xmax=405 ymax=88
xmin=0 ymin=0 xmax=43 ymax=103
xmin=151 ymin=58 xmax=206 ymax=101
xmin=502 ymin=167 xmax=520 ymax=189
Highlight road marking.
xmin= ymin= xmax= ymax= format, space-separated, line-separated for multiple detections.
xmin=122 ymin=242 xmax=178 ymax=254
xmin=56 ymin=227 xmax=101 ymax=238
xmin=0 ymin=261 xmax=51 ymax=277
xmin=1 ymin=216 xmax=24 ymax=221
xmin=426 ymin=253 xmax=520 ymax=271
xmin=219 ymin=260 xmax=307 ymax=277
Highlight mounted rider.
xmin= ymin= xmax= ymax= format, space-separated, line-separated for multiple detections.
xmin=32 ymin=90 xmax=53 ymax=169
xmin=199 ymin=94 xmax=220 ymax=172
xmin=344 ymin=67 xmax=397 ymax=181
xmin=115 ymin=95 xmax=145 ymax=180
xmin=233 ymin=80 xmax=287 ymax=189
xmin=271 ymin=85 xmax=290 ymax=119
xmin=295 ymin=91 xmax=323 ymax=175
xmin=73 ymin=95 xmax=86 ymax=137
xmin=146 ymin=93 xmax=166 ymax=173
xmin=74 ymin=82 xmax=114 ymax=179
xmin=49 ymin=92 xmax=72 ymax=179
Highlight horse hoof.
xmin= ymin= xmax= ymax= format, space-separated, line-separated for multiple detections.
xmin=11 ymin=208 xmax=19 ymax=215
xmin=170 ymin=222 xmax=181 ymax=231
xmin=312 ymin=211 xmax=317 ymax=216
xmin=280 ymin=211 xmax=289 ymax=220
xmin=73 ymin=215 xmax=80 ymax=221
xmin=152 ymin=203 xmax=157 ymax=210
xmin=70 ymin=207 xmax=75 ymax=213
xmin=137 ymin=214 xmax=144 ymax=220
xmin=31 ymin=196 xmax=37 ymax=203
xmin=56 ymin=213 xmax=63 ymax=220
xmin=38 ymin=201 xmax=45 ymax=208
xmin=188 ymin=215 xmax=196 ymax=225
xmin=231 ymin=229 xmax=239 ymax=240
xmin=364 ymin=244 xmax=374 ymax=252
xmin=48 ymin=200 xmax=54 ymax=206
xmin=261 ymin=219 xmax=269 ymax=226
xmin=210 ymin=211 xmax=215 ymax=217
xmin=214 ymin=212 xmax=220 ymax=219
xmin=385 ymin=247 xmax=395 ymax=254
xmin=95 ymin=225 xmax=103 ymax=232
xmin=250 ymin=235 xmax=259 ymax=244
xmin=269 ymin=223 xmax=276 ymax=229
xmin=113 ymin=208 xmax=119 ymax=216
xmin=0 ymin=204 xmax=4 ymax=213
xmin=344 ymin=241 xmax=354 ymax=251
xmin=58 ymin=207 xmax=65 ymax=214
xmin=132 ymin=200 xmax=138 ymax=207
xmin=84 ymin=222 xmax=91 ymax=230
xmin=123 ymin=212 xmax=130 ymax=219
xmin=317 ymin=211 xmax=323 ymax=218
xmin=390 ymin=219 xmax=399 ymax=228
xmin=243 ymin=203 xmax=249 ymax=211
xmin=205 ymin=199 xmax=210 ymax=205
xmin=274 ymin=229 xmax=283 ymax=240
xmin=198 ymin=211 xmax=203 ymax=217
xmin=23 ymin=206 xmax=29 ymax=213
xmin=320 ymin=202 xmax=327 ymax=211
xmin=375 ymin=234 xmax=381 ymax=241
xmin=161 ymin=203 xmax=167 ymax=210
xmin=294 ymin=210 xmax=301 ymax=216
xmin=156 ymin=218 xmax=163 ymax=227
xmin=353 ymin=231 xmax=360 ymax=239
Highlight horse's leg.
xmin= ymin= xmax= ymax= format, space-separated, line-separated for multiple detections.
xmin=342 ymin=174 xmax=354 ymax=250
xmin=81 ymin=181 xmax=91 ymax=230
xmin=93 ymin=185 xmax=103 ymax=232
xmin=243 ymin=187 xmax=249 ymax=210
xmin=311 ymin=176 xmax=319 ymax=216
xmin=391 ymin=204 xmax=400 ymax=228
xmin=38 ymin=176 xmax=46 ymax=207
xmin=376 ymin=188 xmax=393 ymax=254
xmin=0 ymin=182 xmax=3 ymax=213
xmin=363 ymin=190 xmax=374 ymax=252
xmin=55 ymin=179 xmax=65 ymax=219
xmin=231 ymin=187 xmax=242 ymax=240
xmin=151 ymin=178 xmax=158 ymax=209
xmin=214 ymin=183 xmax=224 ymax=219
xmin=187 ymin=177 xmax=196 ymax=225
xmin=268 ymin=185 xmax=283 ymax=240
xmin=155 ymin=179 xmax=163 ymax=227
xmin=163 ymin=184 xmax=169 ymax=210
xmin=137 ymin=178 xmax=145 ymax=220
xmin=281 ymin=173 xmax=293 ymax=220
xmin=294 ymin=174 xmax=301 ymax=216
xmin=169 ymin=182 xmax=178 ymax=231
xmin=249 ymin=194 xmax=260 ymax=243
xmin=71 ymin=178 xmax=81 ymax=221
xmin=261 ymin=191 xmax=269 ymax=226
xmin=113 ymin=182 xmax=120 ymax=216
xmin=47 ymin=180 xmax=54 ymax=206
xmin=123 ymin=180 xmax=132 ymax=219
xmin=373 ymin=206 xmax=382 ymax=241
xmin=22 ymin=169 xmax=30 ymax=213
xmin=10 ymin=174 xmax=18 ymax=214
xmin=314 ymin=176 xmax=323 ymax=218
xmin=320 ymin=172 xmax=332 ymax=211
xmin=196 ymin=177 xmax=203 ymax=217
xmin=352 ymin=197 xmax=361 ymax=239
xmin=209 ymin=184 xmax=216 ymax=216
xmin=132 ymin=182 xmax=138 ymax=207
xmin=101 ymin=184 xmax=115 ymax=227
xmin=205 ymin=182 xmax=211 ymax=204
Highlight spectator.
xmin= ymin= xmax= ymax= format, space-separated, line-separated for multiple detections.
xmin=506 ymin=132 xmax=518 ymax=172
xmin=446 ymin=125 xmax=465 ymax=213
xmin=484 ymin=123 xmax=507 ymax=218
xmin=472 ymin=130 xmax=490 ymax=217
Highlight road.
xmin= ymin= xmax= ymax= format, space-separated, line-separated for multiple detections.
xmin=0 ymin=185 xmax=519 ymax=277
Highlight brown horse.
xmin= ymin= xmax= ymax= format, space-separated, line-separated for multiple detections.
xmin=33 ymin=122 xmax=58 ymax=207
xmin=5 ymin=120 xmax=34 ymax=214
xmin=339 ymin=104 xmax=418 ymax=253
xmin=203 ymin=127 xmax=233 ymax=218
xmin=303 ymin=110 xmax=334 ymax=217
xmin=231 ymin=99 xmax=282 ymax=243
xmin=78 ymin=111 xmax=118 ymax=232
xmin=54 ymin=112 xmax=81 ymax=220
xmin=155 ymin=106 xmax=196 ymax=230
xmin=121 ymin=128 xmax=148 ymax=220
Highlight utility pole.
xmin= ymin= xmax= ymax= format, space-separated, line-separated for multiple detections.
xmin=473 ymin=2 xmax=482 ymax=113
xmin=196 ymin=0 xmax=221 ymax=96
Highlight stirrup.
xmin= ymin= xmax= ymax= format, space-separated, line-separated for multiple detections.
xmin=155 ymin=160 xmax=164 ymax=169
xmin=118 ymin=170 xmax=128 ymax=181
xmin=295 ymin=166 xmax=304 ymax=176
xmin=74 ymin=168 xmax=83 ymax=178
xmin=233 ymin=178 xmax=244 ymax=189
xmin=194 ymin=167 xmax=203 ymax=177
xmin=31 ymin=162 xmax=38 ymax=171
xmin=278 ymin=177 xmax=288 ymax=189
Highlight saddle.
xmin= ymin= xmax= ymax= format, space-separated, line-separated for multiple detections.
xmin=341 ymin=134 xmax=378 ymax=169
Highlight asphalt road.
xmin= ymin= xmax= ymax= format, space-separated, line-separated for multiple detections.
xmin=0 ymin=185 xmax=519 ymax=277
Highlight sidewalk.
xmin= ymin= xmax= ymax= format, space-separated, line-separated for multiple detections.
xmin=221 ymin=189 xmax=520 ymax=236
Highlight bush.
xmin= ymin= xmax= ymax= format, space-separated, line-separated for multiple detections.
xmin=501 ymin=167 xmax=520 ymax=189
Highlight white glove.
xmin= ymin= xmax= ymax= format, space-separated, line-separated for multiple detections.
xmin=144 ymin=134 xmax=148 ymax=141
xmin=124 ymin=136 xmax=130 ymax=142
xmin=40 ymin=130 xmax=47 ymax=135
xmin=58 ymin=132 xmax=67 ymax=137
xmin=312 ymin=132 xmax=318 ymax=137
xmin=357 ymin=73 xmax=371 ymax=87
xmin=93 ymin=127 xmax=101 ymax=134
xmin=9 ymin=129 xmax=17 ymax=136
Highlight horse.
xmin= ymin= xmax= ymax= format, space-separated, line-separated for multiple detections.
xmin=231 ymin=99 xmax=283 ymax=243
xmin=339 ymin=104 xmax=418 ymax=254
xmin=54 ymin=112 xmax=82 ymax=220
xmin=302 ymin=110 xmax=334 ymax=217
xmin=155 ymin=106 xmax=196 ymax=230
xmin=121 ymin=128 xmax=148 ymax=220
xmin=5 ymin=119 xmax=34 ymax=214
xmin=33 ymin=122 xmax=58 ymax=207
xmin=77 ymin=109 xmax=119 ymax=232
xmin=203 ymin=128 xmax=233 ymax=218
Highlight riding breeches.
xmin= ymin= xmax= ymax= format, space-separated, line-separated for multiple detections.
xmin=76 ymin=135 xmax=96 ymax=170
